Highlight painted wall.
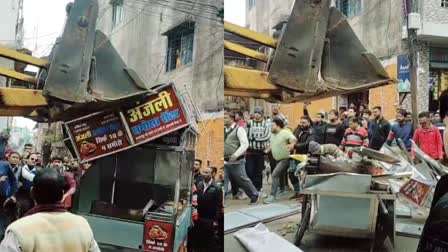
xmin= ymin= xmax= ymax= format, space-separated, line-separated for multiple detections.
xmin=195 ymin=117 xmax=224 ymax=169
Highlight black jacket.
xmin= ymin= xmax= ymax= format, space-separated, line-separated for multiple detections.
xmin=293 ymin=128 xmax=315 ymax=154
xmin=368 ymin=117 xmax=391 ymax=150
xmin=196 ymin=180 xmax=223 ymax=221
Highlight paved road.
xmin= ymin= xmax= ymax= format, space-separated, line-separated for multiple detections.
xmin=224 ymin=192 xmax=420 ymax=252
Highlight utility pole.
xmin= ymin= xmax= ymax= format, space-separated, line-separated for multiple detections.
xmin=407 ymin=0 xmax=419 ymax=128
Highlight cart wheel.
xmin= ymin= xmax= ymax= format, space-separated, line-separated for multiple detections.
xmin=294 ymin=195 xmax=311 ymax=246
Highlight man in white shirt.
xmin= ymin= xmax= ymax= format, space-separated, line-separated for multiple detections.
xmin=224 ymin=111 xmax=259 ymax=205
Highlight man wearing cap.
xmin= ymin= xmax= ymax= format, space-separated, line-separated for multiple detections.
xmin=246 ymin=107 xmax=271 ymax=196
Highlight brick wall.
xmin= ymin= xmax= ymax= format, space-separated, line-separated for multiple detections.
xmin=369 ymin=63 xmax=399 ymax=120
xmin=195 ymin=117 xmax=224 ymax=171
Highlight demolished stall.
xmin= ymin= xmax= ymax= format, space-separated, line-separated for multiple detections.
xmin=64 ymin=83 xmax=198 ymax=252
xmin=292 ymin=144 xmax=448 ymax=251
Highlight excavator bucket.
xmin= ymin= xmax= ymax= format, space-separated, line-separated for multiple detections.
xmin=90 ymin=31 xmax=149 ymax=101
xmin=268 ymin=0 xmax=331 ymax=92
xmin=43 ymin=0 xmax=98 ymax=103
xmin=320 ymin=7 xmax=391 ymax=90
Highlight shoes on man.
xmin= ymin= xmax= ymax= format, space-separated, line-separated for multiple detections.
xmin=263 ymin=195 xmax=276 ymax=204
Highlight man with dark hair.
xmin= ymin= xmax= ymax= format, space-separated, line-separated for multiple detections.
xmin=49 ymin=156 xmax=76 ymax=209
xmin=406 ymin=113 xmax=413 ymax=123
xmin=343 ymin=108 xmax=357 ymax=129
xmin=412 ymin=111 xmax=444 ymax=160
xmin=195 ymin=167 xmax=223 ymax=252
xmin=323 ymin=110 xmax=345 ymax=145
xmin=0 ymin=169 xmax=100 ymax=251
xmin=246 ymin=107 xmax=270 ymax=194
xmin=387 ymin=109 xmax=414 ymax=151
xmin=235 ymin=110 xmax=247 ymax=128
xmin=0 ymin=130 xmax=10 ymax=160
xmin=290 ymin=116 xmax=315 ymax=200
xmin=0 ymin=158 xmax=18 ymax=239
xmin=303 ymin=104 xmax=326 ymax=144
xmin=340 ymin=117 xmax=369 ymax=150
xmin=264 ymin=118 xmax=297 ymax=204
xmin=193 ymin=159 xmax=204 ymax=185
xmin=362 ymin=109 xmax=372 ymax=129
xmin=368 ymin=106 xmax=391 ymax=150
xmin=224 ymin=111 xmax=259 ymax=204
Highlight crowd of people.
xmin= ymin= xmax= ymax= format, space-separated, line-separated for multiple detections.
xmin=224 ymin=103 xmax=448 ymax=205
xmin=190 ymin=159 xmax=224 ymax=252
xmin=0 ymin=134 xmax=97 ymax=251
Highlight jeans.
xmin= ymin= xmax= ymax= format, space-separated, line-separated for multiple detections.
xmin=271 ymin=159 xmax=290 ymax=197
xmin=269 ymin=153 xmax=286 ymax=191
xmin=288 ymin=159 xmax=301 ymax=192
xmin=224 ymin=159 xmax=258 ymax=199
xmin=245 ymin=151 xmax=264 ymax=191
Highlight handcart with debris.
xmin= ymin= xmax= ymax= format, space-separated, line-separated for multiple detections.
xmin=290 ymin=146 xmax=417 ymax=252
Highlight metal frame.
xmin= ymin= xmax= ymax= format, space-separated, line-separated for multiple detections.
xmin=301 ymin=189 xmax=396 ymax=247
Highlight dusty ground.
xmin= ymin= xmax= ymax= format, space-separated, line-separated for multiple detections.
xmin=224 ymin=181 xmax=420 ymax=252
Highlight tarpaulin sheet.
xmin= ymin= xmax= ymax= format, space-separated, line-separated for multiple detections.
xmin=234 ymin=223 xmax=304 ymax=252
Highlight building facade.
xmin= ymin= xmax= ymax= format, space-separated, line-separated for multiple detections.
xmin=239 ymin=0 xmax=448 ymax=122
xmin=96 ymin=0 xmax=224 ymax=167
xmin=0 ymin=0 xmax=24 ymax=129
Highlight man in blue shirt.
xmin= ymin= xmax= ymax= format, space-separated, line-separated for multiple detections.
xmin=0 ymin=160 xmax=18 ymax=240
xmin=387 ymin=109 xmax=414 ymax=151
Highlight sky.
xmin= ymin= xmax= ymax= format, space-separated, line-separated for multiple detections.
xmin=224 ymin=0 xmax=246 ymax=26
xmin=14 ymin=0 xmax=71 ymax=130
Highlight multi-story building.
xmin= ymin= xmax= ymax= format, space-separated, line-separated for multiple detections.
xmin=241 ymin=0 xmax=448 ymax=121
xmin=0 ymin=0 xmax=24 ymax=129
xmin=96 ymin=0 xmax=224 ymax=167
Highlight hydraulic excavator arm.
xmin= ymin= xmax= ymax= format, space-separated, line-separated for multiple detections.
xmin=0 ymin=0 xmax=152 ymax=122
xmin=224 ymin=0 xmax=396 ymax=103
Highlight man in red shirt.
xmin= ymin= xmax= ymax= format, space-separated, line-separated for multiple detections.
xmin=340 ymin=117 xmax=369 ymax=151
xmin=412 ymin=111 xmax=444 ymax=160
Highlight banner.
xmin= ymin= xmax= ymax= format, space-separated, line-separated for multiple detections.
xmin=122 ymin=85 xmax=188 ymax=144
xmin=397 ymin=54 xmax=411 ymax=93
xmin=399 ymin=178 xmax=431 ymax=207
xmin=143 ymin=220 xmax=174 ymax=252
xmin=65 ymin=112 xmax=131 ymax=162
xmin=65 ymin=84 xmax=190 ymax=162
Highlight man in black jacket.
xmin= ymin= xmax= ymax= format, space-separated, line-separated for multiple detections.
xmin=368 ymin=106 xmax=391 ymax=150
xmin=195 ymin=167 xmax=223 ymax=252
xmin=291 ymin=116 xmax=315 ymax=200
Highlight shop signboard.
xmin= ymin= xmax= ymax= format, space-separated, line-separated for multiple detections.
xmin=65 ymin=112 xmax=131 ymax=162
xmin=397 ymin=54 xmax=411 ymax=93
xmin=399 ymin=178 xmax=431 ymax=207
xmin=143 ymin=220 xmax=174 ymax=252
xmin=122 ymin=85 xmax=188 ymax=144
xmin=65 ymin=84 xmax=190 ymax=162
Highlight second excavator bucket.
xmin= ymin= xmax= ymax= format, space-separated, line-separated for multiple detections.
xmin=321 ymin=7 xmax=391 ymax=91
xmin=43 ymin=0 xmax=98 ymax=103
xmin=90 ymin=31 xmax=149 ymax=101
xmin=268 ymin=0 xmax=331 ymax=92
xmin=266 ymin=0 xmax=393 ymax=95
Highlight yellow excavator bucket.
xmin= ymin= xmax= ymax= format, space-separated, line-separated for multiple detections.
xmin=224 ymin=0 xmax=395 ymax=103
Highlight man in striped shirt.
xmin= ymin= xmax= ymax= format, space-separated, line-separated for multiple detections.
xmin=246 ymin=107 xmax=271 ymax=194
xmin=340 ymin=117 xmax=369 ymax=151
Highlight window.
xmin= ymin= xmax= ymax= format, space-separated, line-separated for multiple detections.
xmin=336 ymin=0 xmax=362 ymax=17
xmin=442 ymin=0 xmax=448 ymax=7
xmin=111 ymin=0 xmax=124 ymax=27
xmin=165 ymin=21 xmax=195 ymax=72
xmin=248 ymin=0 xmax=256 ymax=10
